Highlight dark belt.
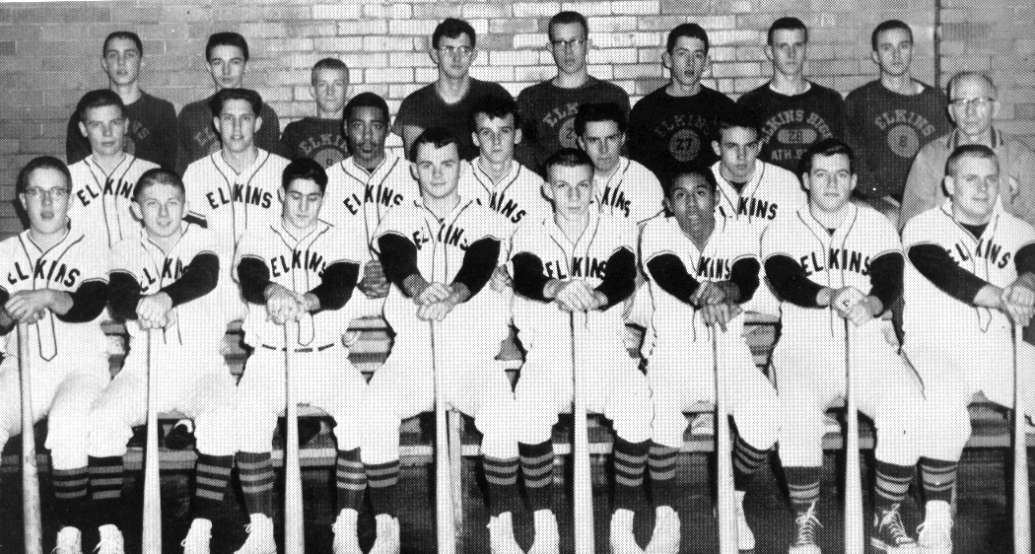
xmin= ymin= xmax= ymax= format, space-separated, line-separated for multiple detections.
xmin=260 ymin=343 xmax=335 ymax=353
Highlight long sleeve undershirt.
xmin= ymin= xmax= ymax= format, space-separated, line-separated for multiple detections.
xmin=56 ymin=281 xmax=109 ymax=322
xmin=765 ymin=252 xmax=903 ymax=310
xmin=908 ymin=242 xmax=1035 ymax=304
xmin=378 ymin=234 xmax=500 ymax=299
xmin=646 ymin=254 xmax=760 ymax=305
xmin=378 ymin=234 xmax=420 ymax=294
xmin=237 ymin=256 xmax=359 ymax=312
xmin=160 ymin=253 xmax=219 ymax=307
xmin=512 ymin=247 xmax=637 ymax=307
xmin=237 ymin=257 xmax=272 ymax=305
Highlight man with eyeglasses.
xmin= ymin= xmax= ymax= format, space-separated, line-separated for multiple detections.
xmin=628 ymin=23 xmax=737 ymax=180
xmin=393 ymin=18 xmax=512 ymax=161
xmin=900 ymin=71 xmax=1035 ymax=230
xmin=65 ymin=31 xmax=177 ymax=171
xmin=516 ymin=11 xmax=630 ymax=175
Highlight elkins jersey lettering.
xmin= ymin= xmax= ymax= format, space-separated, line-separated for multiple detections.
xmin=323 ymin=152 xmax=418 ymax=254
xmin=711 ymin=160 xmax=806 ymax=230
xmin=593 ymin=157 xmax=664 ymax=224
xmin=68 ymin=154 xmax=160 ymax=248
xmin=458 ymin=158 xmax=549 ymax=240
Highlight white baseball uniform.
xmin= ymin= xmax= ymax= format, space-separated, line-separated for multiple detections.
xmin=458 ymin=157 xmax=550 ymax=240
xmin=68 ymin=154 xmax=160 ymax=248
xmin=903 ymin=200 xmax=1035 ymax=461
xmin=0 ymin=226 xmax=110 ymax=470
xmin=761 ymin=203 xmax=923 ymax=467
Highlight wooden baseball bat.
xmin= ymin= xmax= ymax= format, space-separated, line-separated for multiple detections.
xmin=142 ymin=329 xmax=162 ymax=552
xmin=431 ymin=319 xmax=457 ymax=554
xmin=18 ymin=324 xmax=43 ymax=554
xmin=843 ymin=320 xmax=864 ymax=554
xmin=283 ymin=323 xmax=305 ymax=554
xmin=570 ymin=312 xmax=595 ymax=553
xmin=712 ymin=327 xmax=737 ymax=554
xmin=1014 ymin=324 xmax=1031 ymax=554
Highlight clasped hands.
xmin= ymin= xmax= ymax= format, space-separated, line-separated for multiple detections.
xmin=690 ymin=281 xmax=742 ymax=332
xmin=2 ymin=289 xmax=60 ymax=326
xmin=264 ymin=284 xmax=318 ymax=325
xmin=409 ymin=279 xmax=464 ymax=321
xmin=999 ymin=278 xmax=1035 ymax=327
xmin=825 ymin=286 xmax=879 ymax=327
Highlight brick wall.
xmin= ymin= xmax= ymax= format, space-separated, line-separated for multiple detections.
xmin=0 ymin=0 xmax=1028 ymax=237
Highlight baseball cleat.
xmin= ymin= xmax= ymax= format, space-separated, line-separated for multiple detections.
xmin=916 ymin=500 xmax=952 ymax=554
xmin=53 ymin=526 xmax=83 ymax=554
xmin=610 ymin=508 xmax=645 ymax=554
xmin=233 ymin=513 xmax=276 ymax=554
xmin=331 ymin=508 xmax=362 ymax=554
xmin=368 ymin=514 xmax=401 ymax=554
xmin=644 ymin=505 xmax=680 ymax=553
xmin=180 ymin=517 xmax=212 ymax=554
xmin=527 ymin=509 xmax=560 ymax=554
xmin=870 ymin=504 xmax=918 ymax=553
xmin=788 ymin=501 xmax=822 ymax=553
xmin=735 ymin=489 xmax=756 ymax=551
xmin=95 ymin=524 xmax=125 ymax=554
xmin=487 ymin=511 xmax=524 ymax=554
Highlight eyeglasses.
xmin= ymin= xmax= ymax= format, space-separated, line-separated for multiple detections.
xmin=950 ymin=97 xmax=995 ymax=110
xmin=550 ymin=38 xmax=586 ymax=50
xmin=23 ymin=188 xmax=70 ymax=200
xmin=437 ymin=46 xmax=474 ymax=57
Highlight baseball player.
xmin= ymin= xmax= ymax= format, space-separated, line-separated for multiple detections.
xmin=640 ymin=167 xmax=779 ymax=553
xmin=280 ymin=58 xmax=350 ymax=167
xmin=510 ymin=148 xmax=652 ymax=554
xmin=901 ymin=144 xmax=1035 ymax=554
xmin=362 ymin=129 xmax=518 ymax=554
xmin=760 ymin=139 xmax=924 ymax=553
xmin=232 ymin=158 xmax=369 ymax=554
xmin=86 ymin=168 xmax=236 ymax=554
xmin=0 ymin=157 xmax=110 ymax=554
xmin=67 ymin=89 xmax=160 ymax=250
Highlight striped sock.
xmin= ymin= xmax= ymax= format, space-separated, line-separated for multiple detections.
xmin=874 ymin=461 xmax=914 ymax=512
xmin=920 ymin=457 xmax=957 ymax=504
xmin=484 ymin=456 xmax=520 ymax=516
xmin=53 ymin=466 xmax=89 ymax=529
xmin=366 ymin=459 xmax=400 ymax=517
xmin=785 ymin=466 xmax=821 ymax=514
xmin=336 ymin=448 xmax=366 ymax=512
xmin=732 ymin=434 xmax=770 ymax=490
xmin=648 ymin=442 xmax=679 ymax=508
xmin=236 ymin=451 xmax=274 ymax=517
xmin=613 ymin=437 xmax=648 ymax=511
xmin=192 ymin=454 xmax=233 ymax=521
xmin=519 ymin=441 xmax=554 ymax=512
xmin=88 ymin=456 xmax=124 ymax=526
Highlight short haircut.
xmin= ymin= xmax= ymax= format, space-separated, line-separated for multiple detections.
xmin=871 ymin=19 xmax=913 ymax=51
xmin=102 ymin=31 xmax=142 ymax=56
xmin=801 ymin=138 xmax=855 ymax=175
xmin=344 ymin=92 xmax=390 ymax=123
xmin=208 ymin=88 xmax=262 ymax=117
xmin=471 ymin=95 xmax=521 ymax=129
xmin=574 ymin=102 xmax=628 ymax=136
xmin=432 ymin=18 xmax=476 ymax=49
xmin=946 ymin=71 xmax=997 ymax=99
xmin=409 ymin=127 xmax=460 ymax=162
xmin=312 ymin=57 xmax=349 ymax=84
xmin=76 ymin=89 xmax=125 ymax=123
xmin=133 ymin=168 xmax=185 ymax=201
xmin=282 ymin=158 xmax=329 ymax=194
xmin=666 ymin=23 xmax=710 ymax=54
xmin=544 ymin=147 xmax=594 ymax=175
xmin=17 ymin=156 xmax=71 ymax=195
xmin=945 ymin=144 xmax=999 ymax=178
xmin=664 ymin=166 xmax=718 ymax=197
xmin=717 ymin=107 xmax=762 ymax=139
xmin=206 ymin=31 xmax=249 ymax=62
xmin=547 ymin=11 xmax=589 ymax=42
xmin=767 ymin=16 xmax=808 ymax=45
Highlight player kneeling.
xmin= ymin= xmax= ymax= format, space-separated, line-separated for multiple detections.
xmin=640 ymin=168 xmax=779 ymax=553
xmin=761 ymin=139 xmax=924 ymax=553
xmin=86 ymin=168 xmax=236 ymax=553
xmin=510 ymin=148 xmax=652 ymax=554
xmin=232 ymin=159 xmax=369 ymax=553
xmin=902 ymin=145 xmax=1035 ymax=554
xmin=361 ymin=129 xmax=519 ymax=554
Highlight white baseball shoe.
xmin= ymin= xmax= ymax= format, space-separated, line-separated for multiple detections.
xmin=644 ymin=505 xmax=680 ymax=553
xmin=95 ymin=524 xmax=125 ymax=554
xmin=610 ymin=508 xmax=644 ymax=554
xmin=487 ymin=511 xmax=523 ymax=554
xmin=527 ymin=509 xmax=560 ymax=554
xmin=368 ymin=514 xmax=401 ymax=554
xmin=331 ymin=508 xmax=361 ymax=554
xmin=870 ymin=504 xmax=918 ymax=553
xmin=181 ymin=518 xmax=212 ymax=554
xmin=788 ymin=501 xmax=822 ymax=553
xmin=735 ymin=490 xmax=756 ymax=551
xmin=916 ymin=500 xmax=952 ymax=554
xmin=53 ymin=526 xmax=83 ymax=554
xmin=233 ymin=513 xmax=276 ymax=554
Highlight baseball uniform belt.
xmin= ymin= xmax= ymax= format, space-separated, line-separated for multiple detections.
xmin=260 ymin=343 xmax=335 ymax=353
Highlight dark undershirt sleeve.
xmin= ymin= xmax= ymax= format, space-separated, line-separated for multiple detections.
xmin=646 ymin=254 xmax=701 ymax=304
xmin=907 ymin=244 xmax=990 ymax=305
xmin=0 ymin=288 xmax=10 ymax=334
xmin=511 ymin=252 xmax=551 ymax=302
xmin=307 ymin=261 xmax=360 ymax=312
xmin=57 ymin=281 xmax=108 ymax=322
xmin=159 ymin=253 xmax=219 ymax=307
xmin=378 ymin=234 xmax=422 ymax=292
xmin=108 ymin=272 xmax=143 ymax=320
xmin=595 ymin=247 xmax=637 ymax=307
xmin=451 ymin=237 xmax=501 ymax=298
xmin=730 ymin=258 xmax=761 ymax=302
xmin=237 ymin=257 xmax=272 ymax=305
xmin=867 ymin=252 xmax=903 ymax=311
xmin=1016 ymin=243 xmax=1035 ymax=275
xmin=765 ymin=255 xmax=825 ymax=308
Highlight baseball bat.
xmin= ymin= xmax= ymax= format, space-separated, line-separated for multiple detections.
xmin=570 ymin=312 xmax=595 ymax=553
xmin=283 ymin=322 xmax=305 ymax=554
xmin=431 ymin=319 xmax=457 ymax=554
xmin=712 ymin=327 xmax=738 ymax=554
xmin=18 ymin=324 xmax=43 ymax=554
xmin=1014 ymin=323 xmax=1031 ymax=554
xmin=843 ymin=320 xmax=864 ymax=554
xmin=142 ymin=329 xmax=162 ymax=552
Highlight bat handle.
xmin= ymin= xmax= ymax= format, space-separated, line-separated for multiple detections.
xmin=1014 ymin=324 xmax=1031 ymax=554
xmin=843 ymin=320 xmax=864 ymax=554
xmin=142 ymin=329 xmax=163 ymax=551
xmin=18 ymin=324 xmax=43 ymax=554
xmin=712 ymin=326 xmax=738 ymax=554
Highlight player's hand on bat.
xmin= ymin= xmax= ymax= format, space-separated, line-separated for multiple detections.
xmin=830 ymin=286 xmax=865 ymax=319
xmin=4 ymin=290 xmax=56 ymax=323
xmin=416 ymin=282 xmax=453 ymax=305
xmin=1000 ymin=281 xmax=1035 ymax=326
xmin=555 ymin=280 xmax=597 ymax=312
xmin=691 ymin=280 xmax=727 ymax=307
xmin=137 ymin=293 xmax=173 ymax=329
xmin=489 ymin=265 xmax=513 ymax=292
xmin=266 ymin=284 xmax=302 ymax=324
xmin=358 ymin=260 xmax=390 ymax=299
xmin=417 ymin=298 xmax=457 ymax=321
xmin=701 ymin=302 xmax=743 ymax=332
xmin=843 ymin=297 xmax=877 ymax=327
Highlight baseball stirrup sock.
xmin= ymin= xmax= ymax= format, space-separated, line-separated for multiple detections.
xmin=484 ymin=455 xmax=520 ymax=516
xmin=920 ymin=457 xmax=957 ymax=504
xmin=613 ymin=437 xmax=649 ymax=511
xmin=648 ymin=443 xmax=679 ymax=508
xmin=53 ymin=466 xmax=89 ymax=528
xmin=785 ymin=466 xmax=821 ymax=514
xmin=366 ymin=459 xmax=400 ymax=517
xmin=335 ymin=448 xmax=366 ymax=512
xmin=88 ymin=456 xmax=124 ymax=525
xmin=193 ymin=454 xmax=233 ymax=521
xmin=732 ymin=434 xmax=770 ymax=490
xmin=874 ymin=461 xmax=914 ymax=511
xmin=519 ymin=441 xmax=554 ymax=512
xmin=236 ymin=451 xmax=274 ymax=517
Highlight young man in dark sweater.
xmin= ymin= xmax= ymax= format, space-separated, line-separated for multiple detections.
xmin=280 ymin=58 xmax=350 ymax=167
xmin=737 ymin=17 xmax=845 ymax=174
xmin=516 ymin=11 xmax=630 ymax=174
xmin=628 ymin=23 xmax=736 ymax=180
xmin=65 ymin=31 xmax=177 ymax=171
